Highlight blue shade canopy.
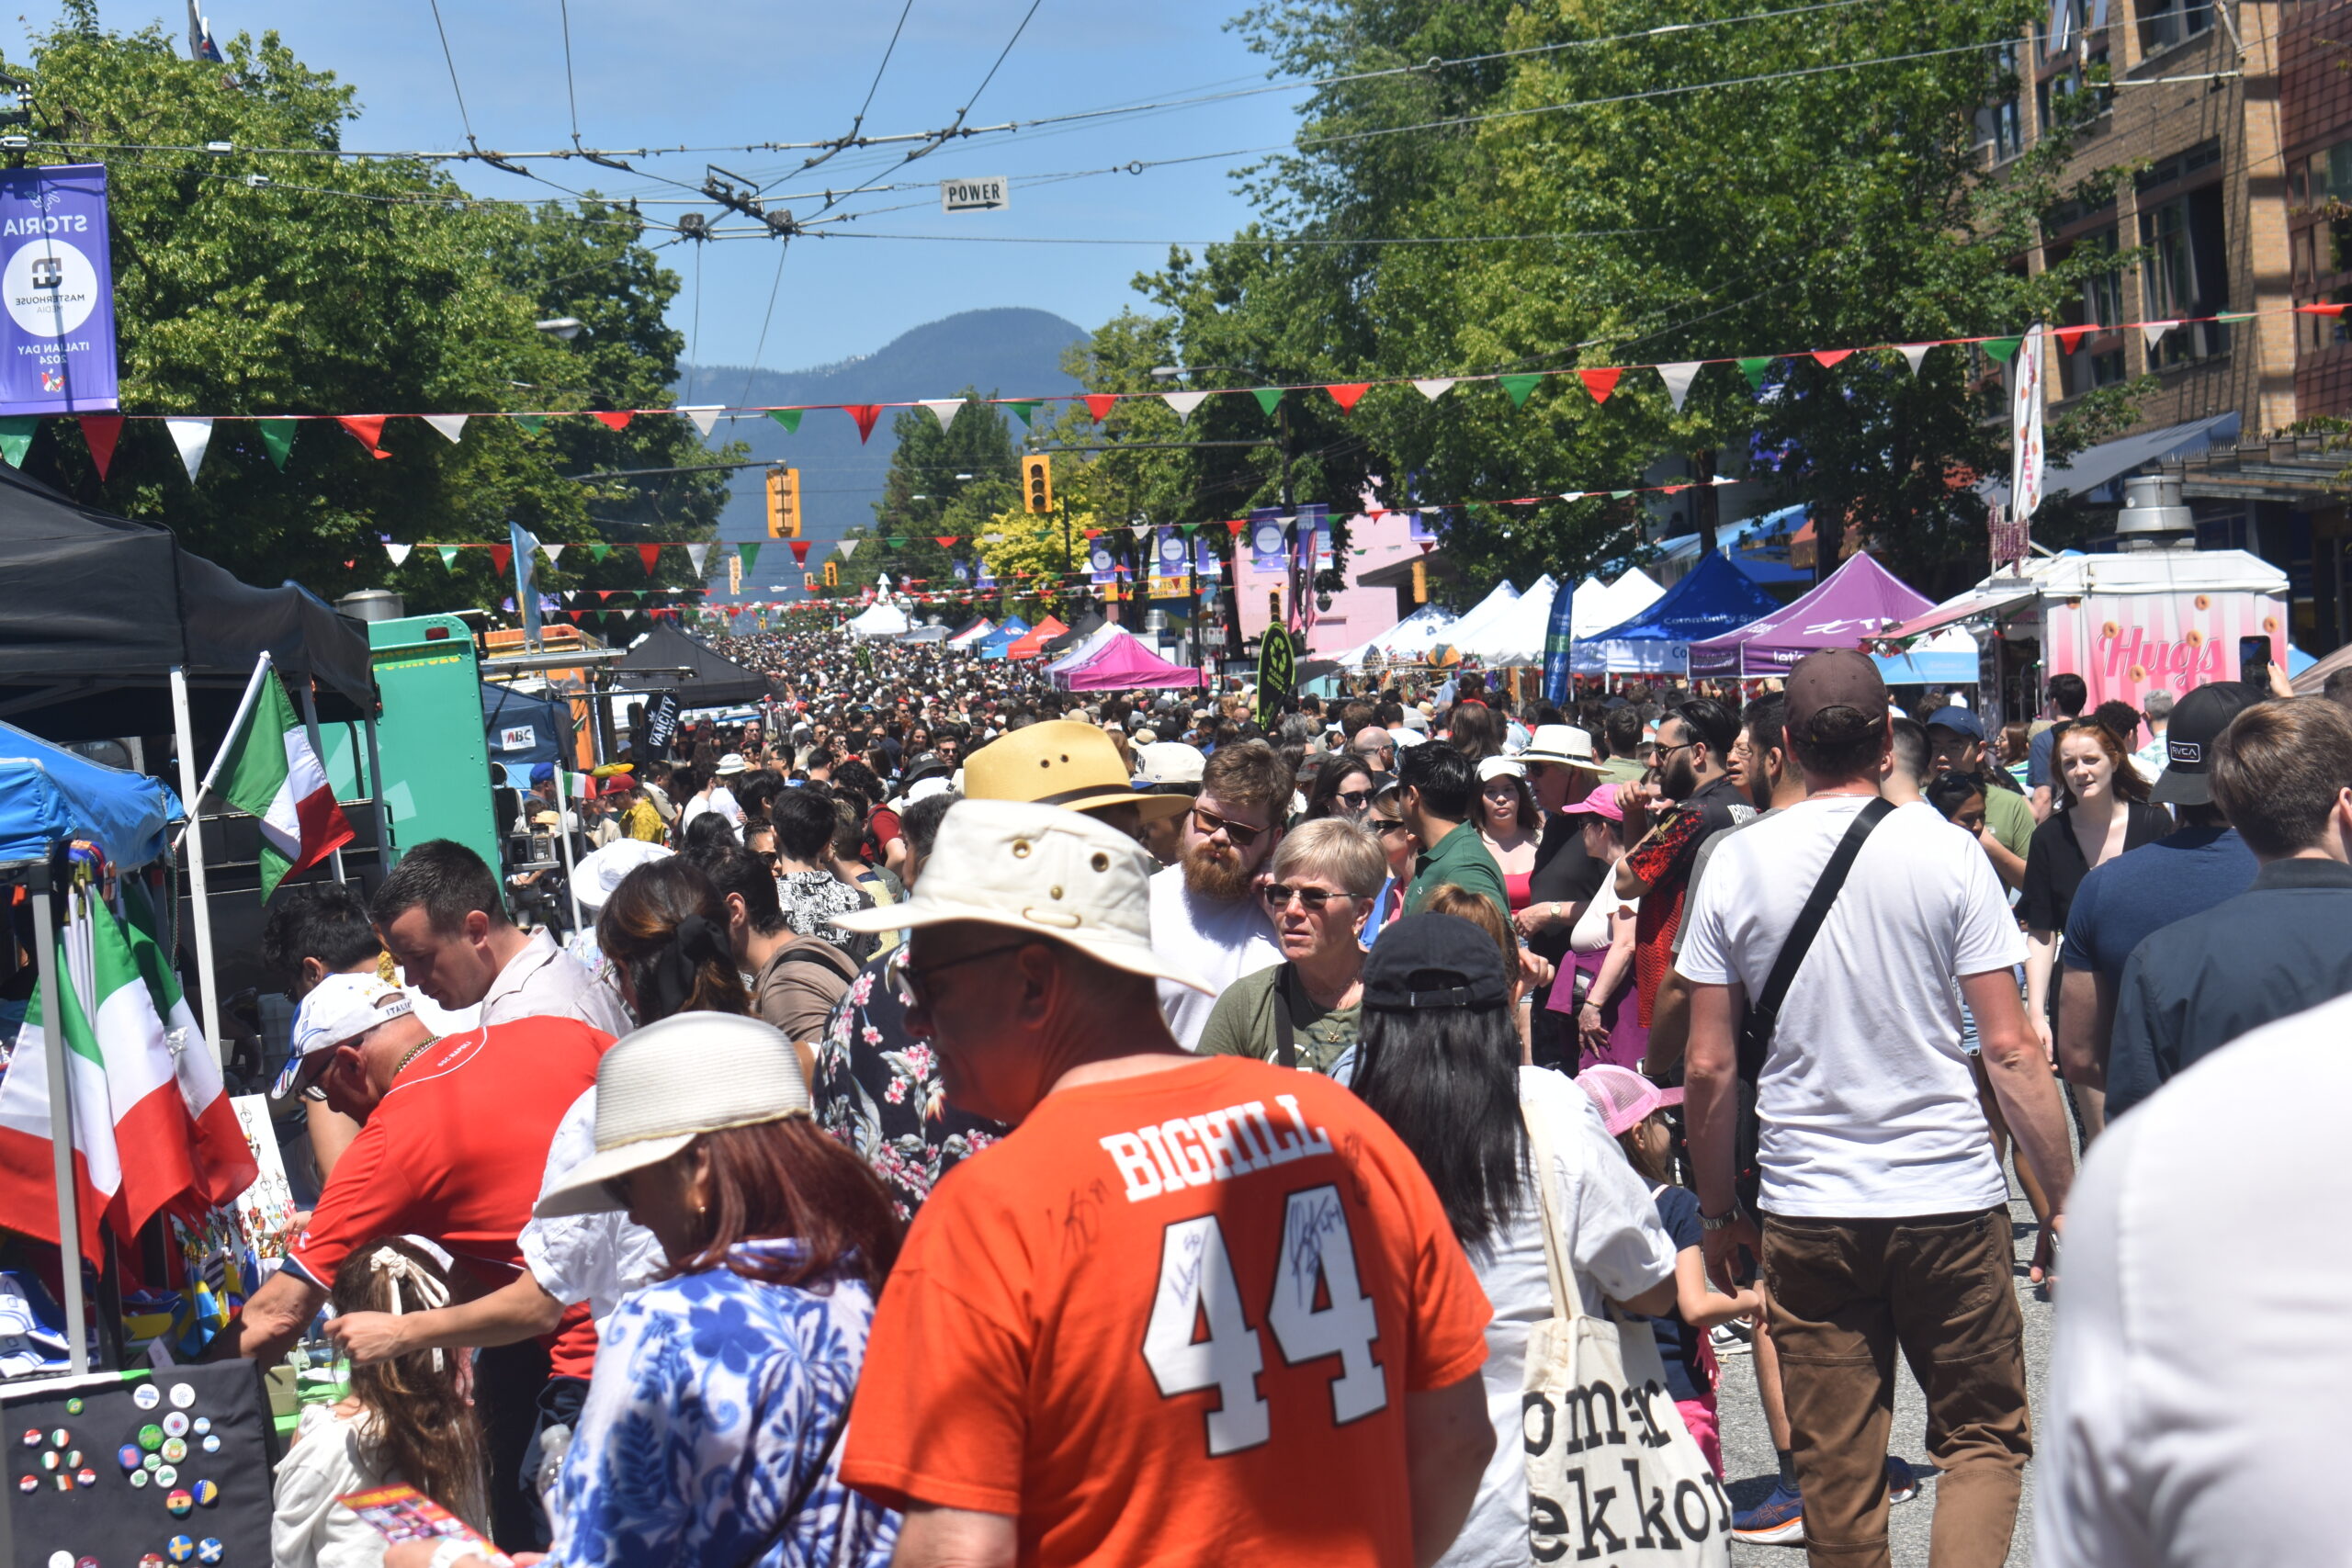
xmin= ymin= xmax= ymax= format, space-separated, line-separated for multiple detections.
xmin=0 ymin=718 xmax=183 ymax=868
xmin=1571 ymin=551 xmax=1784 ymax=674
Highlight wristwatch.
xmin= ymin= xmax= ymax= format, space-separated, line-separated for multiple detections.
xmin=1699 ymin=1203 xmax=1747 ymax=1233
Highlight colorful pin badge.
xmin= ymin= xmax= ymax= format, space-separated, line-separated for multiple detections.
xmin=200 ymin=1435 xmax=221 ymax=1454
xmin=154 ymin=1463 xmax=178 ymax=1487
xmin=46 ymin=1551 xmax=72 ymax=1568
xmin=164 ymin=1535 xmax=194 ymax=1563
xmin=16 ymin=1473 xmax=35 ymax=1494
xmin=141 ymin=1556 xmax=167 ymax=1568
xmin=47 ymin=1427 xmax=66 ymax=1448
xmin=74 ymin=1467 xmax=95 ymax=1487
xmin=166 ymin=1486 xmax=193 ymax=1517
xmin=39 ymin=1450 xmax=59 ymax=1472
xmin=191 ymin=1416 xmax=211 ymax=1435
xmin=119 ymin=1442 xmax=142 ymax=1469
xmin=161 ymin=1438 xmax=187 ymax=1463
xmin=18 ymin=1428 xmax=39 ymax=1448
xmin=162 ymin=1412 xmax=189 ymax=1438
xmin=143 ymin=1452 xmax=163 ymax=1471
xmin=63 ymin=1399 xmax=83 ymax=1416
xmin=138 ymin=1423 xmax=164 ymax=1451
xmin=132 ymin=1383 xmax=162 ymax=1410
xmin=128 ymin=1469 xmax=150 ymax=1489
xmin=167 ymin=1383 xmax=196 ymax=1410
xmin=192 ymin=1478 xmax=220 ymax=1506
xmin=195 ymin=1541 xmax=223 ymax=1566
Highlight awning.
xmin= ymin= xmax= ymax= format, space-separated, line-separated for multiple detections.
xmin=1882 ymin=584 xmax=2039 ymax=642
xmin=1978 ymin=412 xmax=2239 ymax=505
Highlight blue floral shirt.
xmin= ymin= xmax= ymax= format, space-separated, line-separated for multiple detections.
xmin=547 ymin=1259 xmax=899 ymax=1568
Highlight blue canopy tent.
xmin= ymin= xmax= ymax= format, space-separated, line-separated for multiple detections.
xmin=481 ymin=683 xmax=572 ymax=791
xmin=0 ymin=720 xmax=183 ymax=871
xmin=1571 ymin=551 xmax=1783 ymax=675
xmin=976 ymin=615 xmax=1033 ymax=661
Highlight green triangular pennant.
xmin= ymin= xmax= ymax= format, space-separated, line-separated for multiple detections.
xmin=589 ymin=542 xmax=612 ymax=563
xmin=255 ymin=418 xmax=297 ymax=471
xmin=769 ymin=408 xmax=803 ymax=434
xmin=1610 ymin=490 xmax=1634 ymax=501
xmin=436 ymin=546 xmax=461 ymax=570
xmin=1737 ymin=357 xmax=1775 ymax=392
xmin=1982 ymin=336 xmax=2022 ymax=363
xmin=1250 ymin=388 xmax=1283 ymax=418
xmin=0 ymin=415 xmax=37 ymax=468
xmin=737 ymin=542 xmax=761 ymax=573
xmin=1497 ymin=375 xmax=1543 ymax=408
xmin=513 ymin=414 xmax=546 ymax=435
xmin=1003 ymin=401 xmax=1038 ymax=427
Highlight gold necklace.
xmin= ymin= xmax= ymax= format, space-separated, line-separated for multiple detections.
xmin=390 ymin=1037 xmax=438 ymax=1078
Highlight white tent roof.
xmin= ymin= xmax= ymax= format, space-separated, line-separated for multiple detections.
xmin=1476 ymin=575 xmax=1558 ymax=666
xmin=1043 ymin=622 xmax=1125 ymax=678
xmin=1330 ymin=603 xmax=1460 ymax=668
xmin=1567 ymin=577 xmax=1619 ymax=639
xmin=944 ymin=617 xmax=995 ymax=649
xmin=1438 ymin=580 xmax=1521 ymax=654
xmin=845 ymin=601 xmax=910 ymax=639
xmin=1599 ymin=568 xmax=1666 ymax=626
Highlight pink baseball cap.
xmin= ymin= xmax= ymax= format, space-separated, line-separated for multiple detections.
xmin=1577 ymin=1064 xmax=1683 ymax=1136
xmin=1560 ymin=783 xmax=1625 ymax=823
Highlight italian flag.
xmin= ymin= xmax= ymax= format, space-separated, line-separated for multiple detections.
xmin=218 ymin=666 xmax=354 ymax=898
xmin=0 ymin=889 xmax=254 ymax=1263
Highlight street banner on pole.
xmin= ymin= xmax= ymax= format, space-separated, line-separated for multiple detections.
xmin=0 ymin=164 xmax=119 ymax=414
xmin=1255 ymin=628 xmax=1295 ymax=729
xmin=1542 ymin=574 xmax=1577 ymax=705
xmin=2011 ymin=323 xmax=2046 ymax=525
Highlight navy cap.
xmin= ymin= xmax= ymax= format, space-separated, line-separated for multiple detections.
xmin=1362 ymin=913 xmax=1511 ymax=1012
xmin=1923 ymin=706 xmax=1984 ymax=741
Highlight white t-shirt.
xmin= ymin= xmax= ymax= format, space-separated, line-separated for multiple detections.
xmin=1444 ymin=1067 xmax=1679 ymax=1568
xmin=518 ymin=1089 xmax=669 ymax=1326
xmin=2041 ymin=993 xmax=2352 ymax=1568
xmin=271 ymin=1404 xmax=397 ymax=1568
xmin=1148 ymin=862 xmax=1282 ymax=1050
xmin=1676 ymin=796 xmax=2025 ymax=1218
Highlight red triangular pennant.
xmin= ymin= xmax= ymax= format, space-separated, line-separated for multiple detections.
xmin=789 ymin=540 xmax=810 ymax=565
xmin=844 ymin=405 xmax=883 ymax=442
xmin=489 ymin=544 xmax=513 ymax=576
xmin=1081 ymin=393 xmax=1118 ymax=422
xmin=1579 ymin=367 xmax=1623 ymax=403
xmin=589 ymin=411 xmax=632 ymax=431
xmin=1325 ymin=383 xmax=1371 ymax=413
xmin=336 ymin=414 xmax=390 ymax=457
xmin=1225 ymin=519 xmax=1247 ymax=535
xmin=342 ymin=558 xmax=356 ymax=570
xmin=1083 ymin=528 xmax=1102 ymax=540
xmin=2053 ymin=324 xmax=2096 ymax=354
xmin=638 ymin=544 xmax=662 ymax=576
xmin=597 ymin=590 xmax=614 ymax=603
xmin=79 ymin=414 xmax=123 ymax=480
xmin=1810 ymin=349 xmax=1853 ymax=369
xmin=933 ymin=536 xmax=958 ymax=548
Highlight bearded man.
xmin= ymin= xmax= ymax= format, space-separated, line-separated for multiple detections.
xmin=1148 ymin=739 xmax=1293 ymax=1049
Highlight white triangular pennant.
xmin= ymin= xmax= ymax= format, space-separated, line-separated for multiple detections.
xmin=385 ymin=542 xmax=413 ymax=567
xmin=685 ymin=542 xmax=712 ymax=573
xmin=421 ymin=413 xmax=469 ymax=444
xmin=1412 ymin=378 xmax=1456 ymax=401
xmin=1898 ymin=344 xmax=1934 ymax=375
xmin=540 ymin=544 xmax=565 ymax=567
xmin=1654 ymin=362 xmax=1702 ymax=412
xmin=837 ymin=537 xmax=858 ymax=558
xmin=677 ymin=405 xmax=724 ymax=437
xmin=165 ymin=418 xmax=212 ymax=481
xmin=1711 ymin=473 xmax=1737 ymax=486
xmin=1559 ymin=491 xmax=1586 ymax=502
xmin=2142 ymin=320 xmax=2178 ymax=351
xmin=920 ymin=400 xmax=964 ymax=432
xmin=1161 ymin=390 xmax=1212 ymax=423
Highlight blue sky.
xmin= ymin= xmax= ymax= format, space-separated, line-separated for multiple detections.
xmin=114 ymin=2 xmax=1310 ymax=372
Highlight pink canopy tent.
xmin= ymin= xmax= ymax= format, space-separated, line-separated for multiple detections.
xmin=1686 ymin=552 xmax=1934 ymax=678
xmin=1063 ymin=630 xmax=1203 ymax=691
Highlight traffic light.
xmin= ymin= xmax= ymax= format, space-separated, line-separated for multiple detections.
xmin=822 ymin=559 xmax=839 ymax=588
xmin=1022 ymin=454 xmax=1054 ymax=515
xmin=764 ymin=466 xmax=802 ymax=538
xmin=803 ymin=571 xmax=817 ymax=591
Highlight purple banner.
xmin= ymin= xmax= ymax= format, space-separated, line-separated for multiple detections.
xmin=1089 ymin=537 xmax=1117 ymax=585
xmin=1193 ymin=531 xmax=1221 ymax=581
xmin=1248 ymin=507 xmax=1289 ymax=574
xmin=0 ymin=164 xmax=118 ymax=414
xmin=1152 ymin=525 xmax=1189 ymax=587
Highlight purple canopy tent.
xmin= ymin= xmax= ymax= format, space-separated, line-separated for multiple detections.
xmin=1063 ymin=629 xmax=1204 ymax=691
xmin=1686 ymin=552 xmax=1935 ymax=678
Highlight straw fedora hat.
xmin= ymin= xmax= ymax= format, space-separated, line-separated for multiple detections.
xmin=831 ymin=798 xmax=1210 ymax=992
xmin=961 ymin=720 xmax=1187 ymax=822
xmin=534 ymin=1013 xmax=810 ymax=1220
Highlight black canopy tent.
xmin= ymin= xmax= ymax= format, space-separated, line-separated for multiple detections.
xmin=607 ymin=621 xmax=775 ymax=708
xmin=0 ymin=463 xmax=374 ymax=743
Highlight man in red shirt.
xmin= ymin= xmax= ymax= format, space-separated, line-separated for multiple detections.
xmin=832 ymin=799 xmax=1496 ymax=1568
xmin=214 ymin=972 xmax=607 ymax=1548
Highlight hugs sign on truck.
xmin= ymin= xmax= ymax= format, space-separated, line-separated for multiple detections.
xmin=2048 ymin=590 xmax=2284 ymax=710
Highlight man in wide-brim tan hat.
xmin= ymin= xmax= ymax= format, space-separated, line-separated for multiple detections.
xmin=961 ymin=719 xmax=1188 ymax=840
xmin=829 ymin=797 xmax=1498 ymax=1568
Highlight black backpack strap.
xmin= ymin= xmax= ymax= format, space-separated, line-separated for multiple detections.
xmin=1272 ymin=963 xmax=1298 ymax=1069
xmin=1737 ymin=796 xmax=1894 ymax=1082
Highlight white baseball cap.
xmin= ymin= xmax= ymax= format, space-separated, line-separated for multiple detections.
xmin=276 ymin=973 xmax=413 ymax=1098
xmin=533 ymin=1014 xmax=812 ymax=1219
xmin=1132 ymin=741 xmax=1206 ymax=790
xmin=831 ymin=798 xmax=1210 ymax=992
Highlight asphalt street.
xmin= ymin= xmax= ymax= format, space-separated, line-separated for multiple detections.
xmin=1715 ymin=1192 xmax=2054 ymax=1567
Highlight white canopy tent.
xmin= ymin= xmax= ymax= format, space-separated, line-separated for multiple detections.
xmin=1476 ymin=575 xmax=1559 ymax=666
xmin=845 ymin=600 xmax=910 ymax=639
xmin=1330 ymin=603 xmax=1460 ymax=668
xmin=1434 ymin=580 xmax=1521 ymax=657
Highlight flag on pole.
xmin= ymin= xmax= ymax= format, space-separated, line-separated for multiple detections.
xmin=216 ymin=662 xmax=355 ymax=898
xmin=123 ymin=881 xmax=254 ymax=1208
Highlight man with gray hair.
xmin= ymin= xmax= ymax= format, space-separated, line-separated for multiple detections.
xmin=2130 ymin=688 xmax=2175 ymax=781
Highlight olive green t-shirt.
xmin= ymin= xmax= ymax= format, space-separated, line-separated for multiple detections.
xmin=1194 ymin=963 xmax=1361 ymax=1076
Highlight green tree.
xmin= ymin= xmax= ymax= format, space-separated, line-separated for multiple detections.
xmin=827 ymin=392 xmax=1021 ymax=608
xmin=5 ymin=16 xmax=737 ymax=629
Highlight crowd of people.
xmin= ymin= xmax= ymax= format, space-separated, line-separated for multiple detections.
xmin=215 ymin=619 xmax=2352 ymax=1568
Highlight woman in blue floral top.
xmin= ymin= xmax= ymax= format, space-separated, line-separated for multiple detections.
xmin=390 ymin=1012 xmax=902 ymax=1568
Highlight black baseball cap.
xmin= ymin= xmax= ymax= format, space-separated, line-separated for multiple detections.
xmin=2150 ymin=682 xmax=2261 ymax=807
xmin=1362 ymin=913 xmax=1511 ymax=1012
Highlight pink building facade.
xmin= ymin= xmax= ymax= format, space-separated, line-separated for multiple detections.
xmin=1229 ymin=506 xmax=1430 ymax=656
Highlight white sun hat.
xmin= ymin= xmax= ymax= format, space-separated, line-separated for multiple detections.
xmin=830 ymin=798 xmax=1210 ymax=992
xmin=533 ymin=1013 xmax=811 ymax=1220
xmin=573 ymin=839 xmax=673 ymax=914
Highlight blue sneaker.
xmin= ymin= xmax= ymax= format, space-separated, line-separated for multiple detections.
xmin=1885 ymin=1454 xmax=1919 ymax=1504
xmin=1732 ymin=1480 xmax=1804 ymax=1544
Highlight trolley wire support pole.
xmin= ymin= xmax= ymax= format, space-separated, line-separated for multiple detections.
xmin=168 ymin=666 xmax=227 ymax=1066
xmin=30 ymin=851 xmax=88 ymax=1375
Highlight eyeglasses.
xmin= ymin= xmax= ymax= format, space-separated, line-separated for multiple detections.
xmin=1189 ymin=804 xmax=1269 ymax=850
xmin=1369 ymin=817 xmax=1409 ymax=836
xmin=1333 ymin=788 xmax=1373 ymax=808
xmin=1653 ymin=741 xmax=1696 ymax=761
xmin=888 ymin=939 xmax=1038 ymax=1010
xmin=1262 ymin=883 xmax=1354 ymax=912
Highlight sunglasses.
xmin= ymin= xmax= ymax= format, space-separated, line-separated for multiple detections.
xmin=1333 ymin=788 xmax=1373 ymax=808
xmin=1190 ymin=805 xmax=1269 ymax=850
xmin=1369 ymin=817 xmax=1409 ymax=836
xmin=888 ymin=938 xmax=1037 ymax=1010
xmin=1262 ymin=884 xmax=1353 ymax=911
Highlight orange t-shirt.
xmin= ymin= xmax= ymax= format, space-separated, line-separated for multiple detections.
xmin=841 ymin=1055 xmax=1492 ymax=1567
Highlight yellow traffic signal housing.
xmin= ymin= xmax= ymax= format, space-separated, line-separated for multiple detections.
xmin=1022 ymin=454 xmax=1054 ymax=515
xmin=822 ymin=558 xmax=840 ymax=588
xmin=765 ymin=466 xmax=802 ymax=538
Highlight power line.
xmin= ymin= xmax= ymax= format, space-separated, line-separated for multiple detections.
xmin=737 ymin=240 xmax=793 ymax=412
xmin=965 ymin=0 xmax=1044 ymax=120
xmin=805 ymin=227 xmax=1662 ymax=246
xmin=558 ymin=0 xmax=582 ymax=143
xmin=425 ymin=0 xmax=480 ymax=151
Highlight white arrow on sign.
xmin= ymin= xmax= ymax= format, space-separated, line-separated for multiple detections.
xmin=941 ymin=175 xmax=1010 ymax=213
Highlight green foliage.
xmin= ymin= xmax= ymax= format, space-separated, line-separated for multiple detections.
xmin=4 ymin=16 xmax=738 ymax=628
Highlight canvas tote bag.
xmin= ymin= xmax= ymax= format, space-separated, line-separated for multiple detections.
xmin=1521 ymin=1103 xmax=1732 ymax=1564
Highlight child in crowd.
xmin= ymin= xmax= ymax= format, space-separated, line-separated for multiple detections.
xmin=273 ymin=1237 xmax=488 ymax=1568
xmin=1577 ymin=1065 xmax=1761 ymax=1478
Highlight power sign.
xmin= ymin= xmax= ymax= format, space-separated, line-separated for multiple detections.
xmin=0 ymin=164 xmax=118 ymax=415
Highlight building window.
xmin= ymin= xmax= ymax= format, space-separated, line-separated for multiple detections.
xmin=1979 ymin=43 xmax=2026 ymax=163
xmin=2058 ymin=228 xmax=2128 ymax=395
xmin=2139 ymin=0 xmax=2215 ymax=54
xmin=2140 ymin=186 xmax=2232 ymax=365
